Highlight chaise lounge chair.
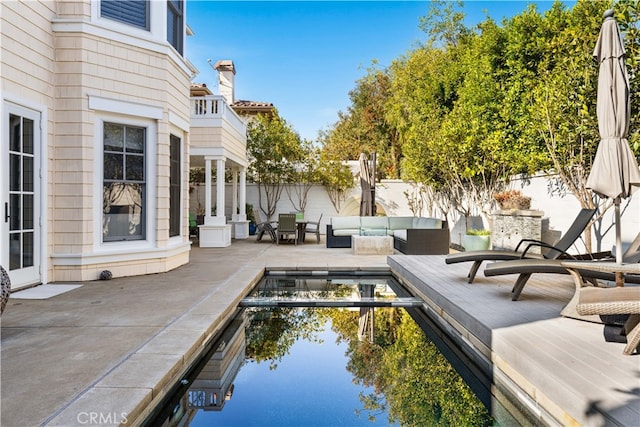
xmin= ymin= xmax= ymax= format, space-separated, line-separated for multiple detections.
xmin=483 ymin=232 xmax=640 ymax=300
xmin=445 ymin=208 xmax=597 ymax=284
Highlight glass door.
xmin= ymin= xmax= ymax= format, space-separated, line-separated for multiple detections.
xmin=3 ymin=104 xmax=41 ymax=288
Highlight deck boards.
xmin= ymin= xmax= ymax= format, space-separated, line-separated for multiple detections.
xmin=388 ymin=254 xmax=640 ymax=426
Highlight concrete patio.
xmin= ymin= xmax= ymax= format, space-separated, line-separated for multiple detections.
xmin=1 ymin=236 xmax=638 ymax=426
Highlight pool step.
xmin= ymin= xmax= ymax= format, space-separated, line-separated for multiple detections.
xmin=239 ymin=296 xmax=423 ymax=308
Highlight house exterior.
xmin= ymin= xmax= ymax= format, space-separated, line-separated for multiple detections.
xmin=1 ymin=0 xmax=248 ymax=289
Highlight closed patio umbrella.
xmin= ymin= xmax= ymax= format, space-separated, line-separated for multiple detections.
xmin=359 ymin=153 xmax=374 ymax=216
xmin=586 ymin=9 xmax=640 ymax=274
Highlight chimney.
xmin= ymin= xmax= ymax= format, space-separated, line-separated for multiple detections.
xmin=213 ymin=60 xmax=235 ymax=105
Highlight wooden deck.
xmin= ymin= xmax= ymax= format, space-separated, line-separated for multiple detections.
xmin=389 ymin=255 xmax=640 ymax=427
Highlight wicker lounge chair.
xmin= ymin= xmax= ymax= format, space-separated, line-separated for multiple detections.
xmin=445 ymin=208 xmax=597 ymax=283
xmin=484 ymin=232 xmax=640 ymax=300
xmin=577 ymin=286 xmax=640 ymax=355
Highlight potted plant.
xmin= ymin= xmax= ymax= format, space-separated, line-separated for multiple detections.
xmin=246 ymin=204 xmax=257 ymax=235
xmin=463 ymin=228 xmax=491 ymax=251
xmin=493 ymin=190 xmax=531 ymax=210
xmin=195 ymin=203 xmax=205 ymax=225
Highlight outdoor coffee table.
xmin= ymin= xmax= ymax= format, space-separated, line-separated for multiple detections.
xmin=352 ymin=234 xmax=393 ymax=255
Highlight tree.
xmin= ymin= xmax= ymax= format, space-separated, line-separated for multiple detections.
xmin=322 ymin=63 xmax=402 ymax=178
xmin=284 ymin=138 xmax=320 ymax=214
xmin=246 ymin=111 xmax=301 ymax=219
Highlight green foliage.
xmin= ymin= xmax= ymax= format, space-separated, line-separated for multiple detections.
xmin=321 ymin=63 xmax=402 ymax=178
xmin=466 ymin=228 xmax=491 ymax=236
xmin=244 ymin=307 xmax=327 ymax=370
xmin=321 ymin=0 xmax=640 ymax=250
xmin=315 ymin=145 xmax=356 ymax=212
xmin=331 ymin=308 xmax=493 ymax=426
xmin=246 ymin=111 xmax=302 ymax=219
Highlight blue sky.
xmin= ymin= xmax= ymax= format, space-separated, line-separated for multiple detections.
xmin=186 ymin=1 xmax=569 ymax=141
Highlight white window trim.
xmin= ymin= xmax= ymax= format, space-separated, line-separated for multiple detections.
xmin=91 ymin=0 xmax=165 ymax=43
xmin=52 ymin=1 xmax=193 ymax=76
xmin=0 ymin=96 xmax=48 ymax=285
xmin=94 ymin=113 xmax=157 ymax=252
xmin=89 ymin=95 xmax=163 ymax=120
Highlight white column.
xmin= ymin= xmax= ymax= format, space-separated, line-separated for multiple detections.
xmin=231 ymin=168 xmax=239 ymax=221
xmin=239 ymin=168 xmax=247 ymax=218
xmin=204 ymin=158 xmax=213 ymax=225
xmin=216 ymin=158 xmax=226 ymax=223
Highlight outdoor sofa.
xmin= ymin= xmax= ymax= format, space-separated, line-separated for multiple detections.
xmin=326 ymin=216 xmax=450 ymax=254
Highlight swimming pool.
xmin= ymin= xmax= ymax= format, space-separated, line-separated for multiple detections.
xmin=143 ymin=274 xmax=495 ymax=426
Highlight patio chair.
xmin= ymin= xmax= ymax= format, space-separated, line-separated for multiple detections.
xmin=483 ymin=232 xmax=640 ymax=301
xmin=276 ymin=213 xmax=298 ymax=245
xmin=253 ymin=208 xmax=277 ymax=243
xmin=304 ymin=213 xmax=323 ymax=244
xmin=577 ymin=286 xmax=640 ymax=355
xmin=445 ymin=208 xmax=597 ymax=283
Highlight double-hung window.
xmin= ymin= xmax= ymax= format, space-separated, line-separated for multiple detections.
xmin=103 ymin=123 xmax=146 ymax=242
xmin=100 ymin=0 xmax=150 ymax=30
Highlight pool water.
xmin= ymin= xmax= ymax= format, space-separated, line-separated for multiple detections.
xmin=147 ymin=275 xmax=494 ymax=426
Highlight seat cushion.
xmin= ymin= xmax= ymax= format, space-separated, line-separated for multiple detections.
xmin=389 ymin=217 xmax=414 ymax=230
xmin=331 ymin=216 xmax=361 ymax=230
xmin=360 ymin=216 xmax=389 ymax=230
xmin=413 ymin=217 xmax=442 ymax=229
xmin=333 ymin=228 xmax=360 ymax=236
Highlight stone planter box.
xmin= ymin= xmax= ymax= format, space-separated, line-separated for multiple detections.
xmin=491 ymin=209 xmax=548 ymax=254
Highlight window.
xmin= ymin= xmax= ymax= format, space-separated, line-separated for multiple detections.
xmin=169 ymin=134 xmax=181 ymax=237
xmin=103 ymin=122 xmax=146 ymax=241
xmin=167 ymin=0 xmax=183 ymax=54
xmin=8 ymin=114 xmax=35 ymax=270
xmin=101 ymin=0 xmax=149 ymax=30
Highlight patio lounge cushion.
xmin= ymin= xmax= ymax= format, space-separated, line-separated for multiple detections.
xmin=388 ymin=217 xmax=414 ymax=230
xmin=360 ymin=216 xmax=389 ymax=230
xmin=413 ymin=217 xmax=442 ymax=229
xmin=332 ymin=216 xmax=361 ymax=230
xmin=333 ymin=228 xmax=361 ymax=236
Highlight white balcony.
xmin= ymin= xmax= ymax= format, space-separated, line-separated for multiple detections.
xmin=190 ymin=95 xmax=247 ymax=160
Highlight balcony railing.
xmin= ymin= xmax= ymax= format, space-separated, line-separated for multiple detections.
xmin=190 ymin=95 xmax=246 ymax=134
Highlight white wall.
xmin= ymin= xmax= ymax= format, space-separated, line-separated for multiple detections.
xmin=189 ymin=173 xmax=640 ymax=254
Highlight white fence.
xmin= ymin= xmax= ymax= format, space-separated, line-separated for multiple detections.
xmin=189 ymin=173 xmax=640 ymax=254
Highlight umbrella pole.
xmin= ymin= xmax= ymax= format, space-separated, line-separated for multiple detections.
xmin=615 ymin=197 xmax=624 ymax=286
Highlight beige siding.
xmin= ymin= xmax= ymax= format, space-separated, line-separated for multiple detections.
xmin=2 ymin=0 xmax=193 ymax=283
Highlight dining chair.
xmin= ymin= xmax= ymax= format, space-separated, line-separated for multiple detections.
xmin=304 ymin=213 xmax=323 ymax=244
xmin=277 ymin=213 xmax=298 ymax=245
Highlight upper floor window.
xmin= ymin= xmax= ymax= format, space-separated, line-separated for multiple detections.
xmin=167 ymin=0 xmax=184 ymax=54
xmin=101 ymin=0 xmax=150 ymax=30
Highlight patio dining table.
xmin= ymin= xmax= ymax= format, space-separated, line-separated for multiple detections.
xmin=296 ymin=220 xmax=308 ymax=243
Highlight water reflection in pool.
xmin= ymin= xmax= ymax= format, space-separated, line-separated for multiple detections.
xmin=155 ymin=305 xmax=493 ymax=426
